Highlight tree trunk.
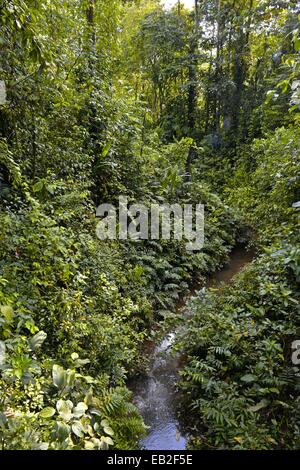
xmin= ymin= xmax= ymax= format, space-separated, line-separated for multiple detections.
xmin=213 ymin=0 xmax=221 ymax=134
xmin=86 ymin=0 xmax=96 ymax=46
xmin=231 ymin=0 xmax=253 ymax=133
xmin=185 ymin=0 xmax=200 ymax=178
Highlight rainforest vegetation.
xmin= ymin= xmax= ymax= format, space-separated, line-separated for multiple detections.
xmin=0 ymin=0 xmax=299 ymax=451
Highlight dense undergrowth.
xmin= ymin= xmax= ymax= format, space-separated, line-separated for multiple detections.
xmin=1 ymin=0 xmax=300 ymax=451
xmin=0 ymin=136 xmax=242 ymax=448
xmin=0 ymin=1 xmax=243 ymax=449
xmin=178 ymin=127 xmax=300 ymax=449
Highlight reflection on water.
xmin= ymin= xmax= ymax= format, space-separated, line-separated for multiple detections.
xmin=131 ymin=246 xmax=256 ymax=450
xmin=132 ymin=333 xmax=187 ymax=450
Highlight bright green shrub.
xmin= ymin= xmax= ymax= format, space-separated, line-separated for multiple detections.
xmin=179 ymin=243 xmax=300 ymax=449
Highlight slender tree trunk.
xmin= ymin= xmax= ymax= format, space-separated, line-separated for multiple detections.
xmin=204 ymin=21 xmax=215 ymax=134
xmin=213 ymin=0 xmax=221 ymax=134
xmin=195 ymin=0 xmax=200 ymax=31
xmin=231 ymin=0 xmax=253 ymax=133
xmin=31 ymin=119 xmax=37 ymax=180
xmin=185 ymin=1 xmax=200 ymax=178
xmin=86 ymin=0 xmax=96 ymax=46
xmin=223 ymin=1 xmax=236 ymax=132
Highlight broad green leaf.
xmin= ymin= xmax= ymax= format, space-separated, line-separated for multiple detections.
xmin=56 ymin=400 xmax=73 ymax=421
xmin=32 ymin=443 xmax=49 ymax=450
xmin=101 ymin=419 xmax=114 ymax=436
xmin=249 ymin=399 xmax=269 ymax=412
xmin=0 ymin=80 xmax=6 ymax=105
xmin=29 ymin=331 xmax=47 ymax=351
xmin=74 ymin=358 xmax=90 ymax=368
xmin=0 ymin=412 xmax=7 ymax=427
xmin=32 ymin=180 xmax=44 ymax=193
xmin=55 ymin=421 xmax=70 ymax=442
xmin=240 ymin=374 xmax=257 ymax=383
xmin=39 ymin=407 xmax=56 ymax=419
xmin=294 ymin=37 xmax=300 ymax=51
xmin=101 ymin=435 xmax=114 ymax=448
xmin=73 ymin=402 xmax=88 ymax=418
xmin=101 ymin=143 xmax=111 ymax=159
xmin=91 ymin=438 xmax=102 ymax=449
xmin=291 ymin=80 xmax=300 ymax=91
xmin=90 ymin=408 xmax=102 ymax=417
xmin=52 ymin=364 xmax=67 ymax=390
xmin=0 ymin=341 xmax=6 ymax=365
xmin=84 ymin=440 xmax=95 ymax=450
xmin=0 ymin=305 xmax=14 ymax=323
xmin=66 ymin=369 xmax=76 ymax=388
xmin=72 ymin=421 xmax=84 ymax=438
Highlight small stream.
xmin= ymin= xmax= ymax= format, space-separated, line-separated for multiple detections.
xmin=130 ymin=246 xmax=255 ymax=450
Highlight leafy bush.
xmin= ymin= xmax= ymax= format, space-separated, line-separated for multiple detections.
xmin=178 ymin=243 xmax=300 ymax=449
xmin=178 ymin=123 xmax=300 ymax=450
xmin=227 ymin=127 xmax=300 ymax=245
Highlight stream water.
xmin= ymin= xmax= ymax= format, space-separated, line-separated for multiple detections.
xmin=131 ymin=246 xmax=255 ymax=451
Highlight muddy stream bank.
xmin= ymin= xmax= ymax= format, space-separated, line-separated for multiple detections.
xmin=130 ymin=246 xmax=256 ymax=450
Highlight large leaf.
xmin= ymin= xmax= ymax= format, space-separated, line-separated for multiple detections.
xmin=100 ymin=436 xmax=114 ymax=449
xmin=0 ymin=341 xmax=6 ymax=365
xmin=0 ymin=305 xmax=13 ymax=323
xmin=29 ymin=331 xmax=47 ymax=351
xmin=55 ymin=421 xmax=70 ymax=442
xmin=294 ymin=37 xmax=300 ymax=52
xmin=72 ymin=421 xmax=84 ymax=438
xmin=73 ymin=402 xmax=88 ymax=418
xmin=39 ymin=407 xmax=56 ymax=419
xmin=240 ymin=374 xmax=257 ymax=383
xmin=249 ymin=399 xmax=269 ymax=412
xmin=32 ymin=443 xmax=49 ymax=450
xmin=0 ymin=412 xmax=7 ymax=427
xmin=100 ymin=143 xmax=111 ymax=159
xmin=101 ymin=419 xmax=114 ymax=436
xmin=52 ymin=364 xmax=67 ymax=390
xmin=56 ymin=400 xmax=73 ymax=421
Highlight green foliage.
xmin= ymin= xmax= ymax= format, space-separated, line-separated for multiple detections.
xmin=179 ymin=243 xmax=300 ymax=449
xmin=227 ymin=126 xmax=300 ymax=245
xmin=1 ymin=0 xmax=300 ymax=452
xmin=0 ymin=284 xmax=146 ymax=450
xmin=178 ymin=94 xmax=300 ymax=450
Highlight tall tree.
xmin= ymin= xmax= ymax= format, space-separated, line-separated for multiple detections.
xmin=185 ymin=0 xmax=200 ymax=177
